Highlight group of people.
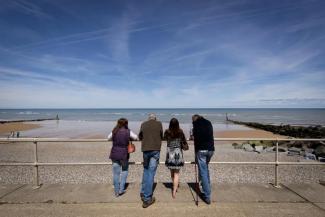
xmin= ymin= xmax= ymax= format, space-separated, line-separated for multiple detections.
xmin=8 ymin=131 xmax=20 ymax=138
xmin=107 ymin=113 xmax=214 ymax=208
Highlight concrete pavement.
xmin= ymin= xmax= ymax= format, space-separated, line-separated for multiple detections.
xmin=0 ymin=183 xmax=325 ymax=216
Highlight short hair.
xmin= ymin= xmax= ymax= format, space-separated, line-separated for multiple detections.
xmin=148 ymin=113 xmax=156 ymax=120
xmin=192 ymin=114 xmax=201 ymax=122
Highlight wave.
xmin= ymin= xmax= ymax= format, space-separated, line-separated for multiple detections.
xmin=172 ymin=113 xmax=187 ymax=116
xmin=95 ymin=112 xmax=134 ymax=115
xmin=17 ymin=111 xmax=40 ymax=115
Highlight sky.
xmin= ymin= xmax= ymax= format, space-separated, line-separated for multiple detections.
xmin=0 ymin=0 xmax=325 ymax=108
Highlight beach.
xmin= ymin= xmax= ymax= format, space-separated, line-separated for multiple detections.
xmin=0 ymin=121 xmax=323 ymax=184
xmin=0 ymin=109 xmax=324 ymax=185
xmin=215 ymin=129 xmax=287 ymax=138
xmin=0 ymin=120 xmax=285 ymax=139
xmin=0 ymin=140 xmax=323 ymax=184
xmin=0 ymin=122 xmax=41 ymax=135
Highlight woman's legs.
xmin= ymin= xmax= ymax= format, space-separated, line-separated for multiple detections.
xmin=119 ymin=161 xmax=129 ymax=194
xmin=170 ymin=169 xmax=174 ymax=180
xmin=172 ymin=169 xmax=180 ymax=198
xmin=112 ymin=161 xmax=121 ymax=196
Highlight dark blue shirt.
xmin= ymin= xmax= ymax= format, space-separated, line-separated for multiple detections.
xmin=193 ymin=118 xmax=215 ymax=152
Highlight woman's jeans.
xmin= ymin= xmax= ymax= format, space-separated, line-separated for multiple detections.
xmin=140 ymin=151 xmax=160 ymax=202
xmin=112 ymin=160 xmax=129 ymax=195
xmin=196 ymin=150 xmax=214 ymax=200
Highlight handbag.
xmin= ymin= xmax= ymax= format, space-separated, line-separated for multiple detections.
xmin=128 ymin=142 xmax=135 ymax=153
xmin=181 ymin=141 xmax=189 ymax=151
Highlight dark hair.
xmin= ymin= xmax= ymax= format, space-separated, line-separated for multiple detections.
xmin=168 ymin=118 xmax=182 ymax=138
xmin=112 ymin=118 xmax=128 ymax=135
xmin=192 ymin=114 xmax=202 ymax=123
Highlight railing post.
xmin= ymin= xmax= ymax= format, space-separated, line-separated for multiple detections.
xmin=274 ymin=139 xmax=280 ymax=188
xmin=32 ymin=141 xmax=41 ymax=189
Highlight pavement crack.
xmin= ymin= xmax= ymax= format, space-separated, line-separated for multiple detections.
xmin=281 ymin=184 xmax=325 ymax=213
xmin=0 ymin=184 xmax=26 ymax=200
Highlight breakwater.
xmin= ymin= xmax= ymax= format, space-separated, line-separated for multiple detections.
xmin=228 ymin=119 xmax=325 ymax=138
xmin=0 ymin=115 xmax=59 ymax=124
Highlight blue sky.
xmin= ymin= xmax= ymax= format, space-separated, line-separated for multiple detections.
xmin=0 ymin=0 xmax=324 ymax=108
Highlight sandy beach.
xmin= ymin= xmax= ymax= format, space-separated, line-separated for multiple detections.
xmin=0 ymin=119 xmax=285 ymax=139
xmin=0 ymin=122 xmax=41 ymax=135
xmin=215 ymin=129 xmax=288 ymax=138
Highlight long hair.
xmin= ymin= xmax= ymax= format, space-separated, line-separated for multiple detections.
xmin=112 ymin=118 xmax=128 ymax=135
xmin=168 ymin=118 xmax=182 ymax=138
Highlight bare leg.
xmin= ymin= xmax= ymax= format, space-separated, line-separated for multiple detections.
xmin=172 ymin=169 xmax=180 ymax=198
xmin=170 ymin=169 xmax=174 ymax=197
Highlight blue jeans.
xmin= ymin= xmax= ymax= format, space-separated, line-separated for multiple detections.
xmin=112 ymin=160 xmax=129 ymax=195
xmin=196 ymin=150 xmax=214 ymax=200
xmin=141 ymin=151 xmax=160 ymax=202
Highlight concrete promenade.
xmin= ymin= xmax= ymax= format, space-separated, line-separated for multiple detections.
xmin=0 ymin=183 xmax=325 ymax=217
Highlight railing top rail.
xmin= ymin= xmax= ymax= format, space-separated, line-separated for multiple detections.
xmin=0 ymin=137 xmax=324 ymax=142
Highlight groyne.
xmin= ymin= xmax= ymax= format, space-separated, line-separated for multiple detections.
xmin=228 ymin=119 xmax=325 ymax=138
xmin=0 ymin=115 xmax=59 ymax=124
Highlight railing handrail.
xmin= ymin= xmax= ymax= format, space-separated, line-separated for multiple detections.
xmin=1 ymin=137 xmax=325 ymax=142
xmin=0 ymin=137 xmax=324 ymax=188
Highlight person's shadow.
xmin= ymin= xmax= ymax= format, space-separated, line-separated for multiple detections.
xmin=162 ymin=182 xmax=203 ymax=205
xmin=162 ymin=182 xmax=173 ymax=194
xmin=187 ymin=182 xmax=203 ymax=205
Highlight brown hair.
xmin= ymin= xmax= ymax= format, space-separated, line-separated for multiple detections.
xmin=168 ymin=118 xmax=182 ymax=138
xmin=112 ymin=118 xmax=128 ymax=135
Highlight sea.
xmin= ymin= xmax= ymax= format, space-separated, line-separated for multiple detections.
xmin=0 ymin=108 xmax=324 ymax=138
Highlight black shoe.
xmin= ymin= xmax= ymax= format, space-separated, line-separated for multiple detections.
xmin=119 ymin=190 xmax=126 ymax=196
xmin=142 ymin=197 xmax=156 ymax=208
xmin=202 ymin=197 xmax=211 ymax=205
xmin=140 ymin=193 xmax=144 ymax=202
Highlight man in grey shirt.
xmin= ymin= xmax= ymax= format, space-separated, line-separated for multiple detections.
xmin=139 ymin=113 xmax=163 ymax=208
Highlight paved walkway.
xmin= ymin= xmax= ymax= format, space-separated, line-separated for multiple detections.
xmin=0 ymin=183 xmax=325 ymax=217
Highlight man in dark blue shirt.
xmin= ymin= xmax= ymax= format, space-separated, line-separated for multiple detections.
xmin=192 ymin=114 xmax=215 ymax=204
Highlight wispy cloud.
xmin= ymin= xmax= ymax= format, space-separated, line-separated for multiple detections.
xmin=11 ymin=0 xmax=52 ymax=19
xmin=0 ymin=0 xmax=324 ymax=108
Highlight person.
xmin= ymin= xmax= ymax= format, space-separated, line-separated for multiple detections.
xmin=139 ymin=113 xmax=163 ymax=208
xmin=192 ymin=114 xmax=214 ymax=204
xmin=108 ymin=118 xmax=138 ymax=197
xmin=164 ymin=118 xmax=188 ymax=198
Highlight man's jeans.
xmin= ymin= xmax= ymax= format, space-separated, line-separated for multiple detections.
xmin=141 ymin=151 xmax=160 ymax=202
xmin=196 ymin=150 xmax=214 ymax=200
xmin=112 ymin=160 xmax=129 ymax=195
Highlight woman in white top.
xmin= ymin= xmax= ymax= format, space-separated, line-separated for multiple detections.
xmin=108 ymin=118 xmax=138 ymax=197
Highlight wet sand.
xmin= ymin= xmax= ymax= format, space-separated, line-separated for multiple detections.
xmin=0 ymin=122 xmax=41 ymax=135
xmin=215 ymin=129 xmax=287 ymax=138
xmin=0 ymin=120 xmax=286 ymax=140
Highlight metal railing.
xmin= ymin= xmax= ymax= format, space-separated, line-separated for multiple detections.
xmin=0 ymin=137 xmax=324 ymax=189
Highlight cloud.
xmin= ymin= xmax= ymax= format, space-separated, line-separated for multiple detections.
xmin=0 ymin=0 xmax=325 ymax=108
xmin=12 ymin=0 xmax=52 ymax=19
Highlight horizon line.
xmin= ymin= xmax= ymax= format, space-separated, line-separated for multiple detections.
xmin=0 ymin=107 xmax=325 ymax=110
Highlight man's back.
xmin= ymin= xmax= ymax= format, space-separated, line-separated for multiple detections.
xmin=193 ymin=117 xmax=214 ymax=151
xmin=139 ymin=119 xmax=163 ymax=152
